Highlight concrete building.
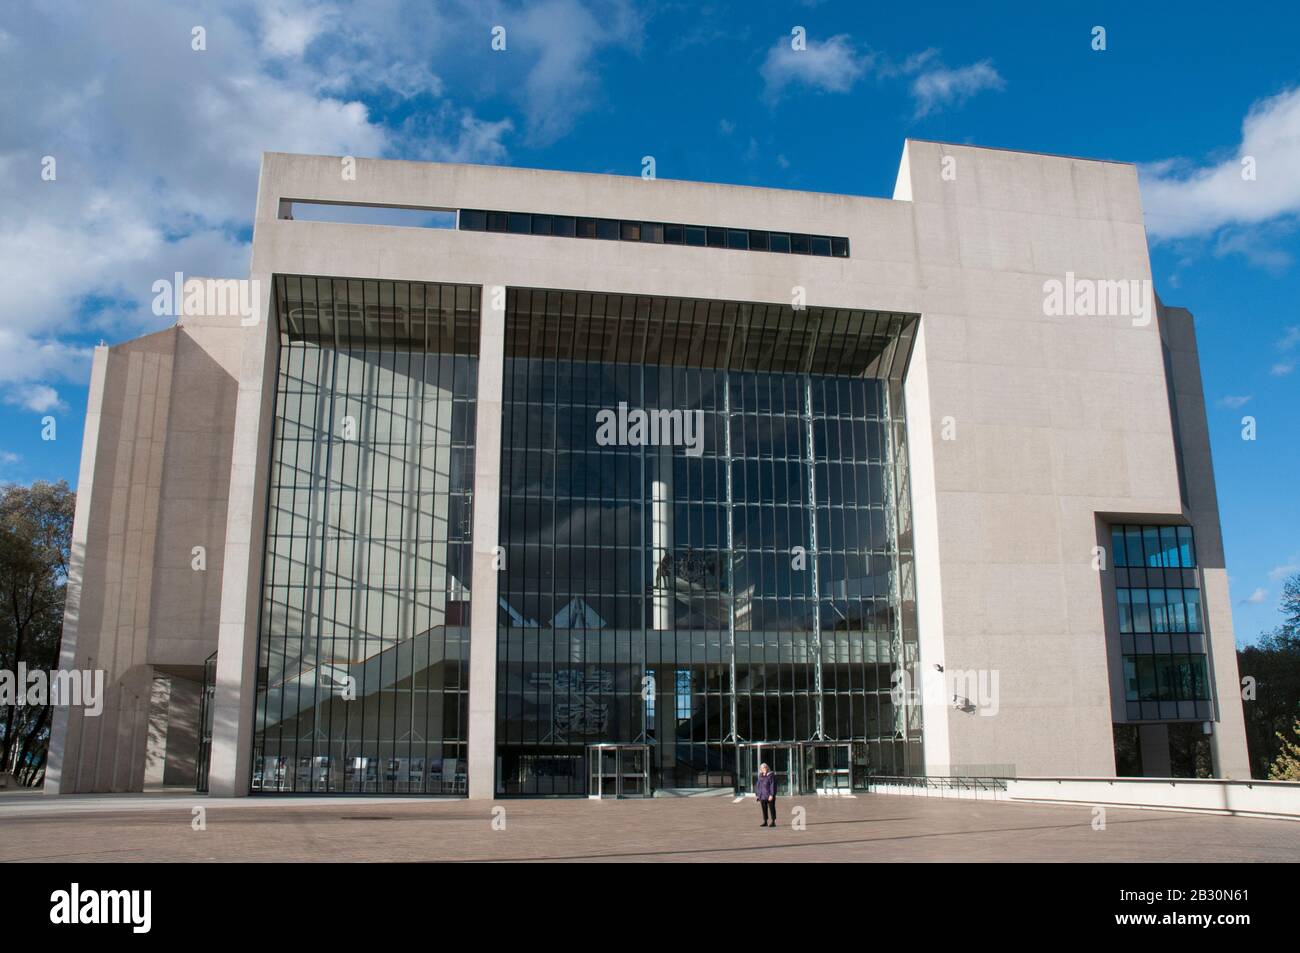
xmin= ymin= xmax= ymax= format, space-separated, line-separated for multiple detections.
xmin=45 ymin=140 xmax=1252 ymax=798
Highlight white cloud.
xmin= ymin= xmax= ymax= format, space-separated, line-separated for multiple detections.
xmin=397 ymin=107 xmax=514 ymax=164
xmin=260 ymin=0 xmax=335 ymax=59
xmin=0 ymin=328 xmax=92 ymax=390
xmin=909 ymin=60 xmax=1004 ymax=118
xmin=5 ymin=384 xmax=65 ymax=414
xmin=761 ymin=34 xmax=869 ymax=101
xmin=1268 ymin=323 xmax=1298 ymax=374
xmin=509 ymin=0 xmax=644 ymax=144
xmin=1216 ymin=395 xmax=1252 ymax=409
xmin=0 ymin=2 xmax=392 ymax=397
xmin=1268 ymin=559 xmax=1300 ymax=582
xmin=0 ymin=452 xmax=21 ymax=466
xmin=757 ymin=39 xmax=1003 ymax=119
xmin=1140 ymin=86 xmax=1300 ymax=240
xmin=1213 ymin=227 xmax=1292 ymax=271
xmin=1242 ymin=587 xmax=1269 ymax=605
xmin=1 ymin=0 xmax=644 ymax=406
xmin=877 ymin=48 xmax=939 ymax=79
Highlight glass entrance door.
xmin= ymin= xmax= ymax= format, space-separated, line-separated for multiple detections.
xmin=800 ymin=742 xmax=853 ymax=793
xmin=737 ymin=744 xmax=796 ymax=796
xmin=586 ymin=744 xmax=651 ymax=798
xmin=618 ymin=746 xmax=648 ymax=797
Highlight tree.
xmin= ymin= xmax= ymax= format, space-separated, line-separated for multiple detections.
xmin=1282 ymin=573 xmax=1300 ymax=633
xmin=1237 ymin=571 xmax=1300 ymax=779
xmin=0 ymin=481 xmax=75 ymax=786
xmin=1269 ymin=718 xmax=1300 ymax=781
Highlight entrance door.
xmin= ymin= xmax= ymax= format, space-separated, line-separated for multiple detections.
xmin=586 ymin=744 xmax=651 ymax=798
xmin=800 ymin=742 xmax=853 ymax=794
xmin=737 ymin=744 xmax=795 ymax=796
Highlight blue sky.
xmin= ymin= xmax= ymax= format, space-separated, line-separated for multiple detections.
xmin=1 ymin=0 xmax=1297 ymax=644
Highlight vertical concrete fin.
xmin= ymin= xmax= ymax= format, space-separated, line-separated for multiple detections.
xmin=45 ymin=346 xmax=110 ymax=795
xmin=468 ymin=282 xmax=505 ymax=799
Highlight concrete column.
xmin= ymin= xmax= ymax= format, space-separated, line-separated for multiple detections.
xmin=45 ymin=346 xmax=109 ymax=795
xmin=651 ymin=389 xmax=676 ymax=780
xmin=901 ymin=321 xmax=950 ymax=776
xmin=651 ymin=459 xmax=673 ymax=630
xmin=467 ymin=283 xmax=506 ymax=798
xmin=209 ymin=271 xmax=276 ymax=796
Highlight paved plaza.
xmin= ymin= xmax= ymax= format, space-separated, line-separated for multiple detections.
xmin=2 ymin=790 xmax=1296 ymax=862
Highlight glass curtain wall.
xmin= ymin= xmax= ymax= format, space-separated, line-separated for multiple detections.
xmin=1110 ymin=523 xmax=1212 ymax=722
xmin=252 ymin=276 xmax=479 ymax=794
xmin=496 ymin=290 xmax=921 ymax=794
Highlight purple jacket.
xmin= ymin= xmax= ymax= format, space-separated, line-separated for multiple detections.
xmin=755 ymin=771 xmax=777 ymax=800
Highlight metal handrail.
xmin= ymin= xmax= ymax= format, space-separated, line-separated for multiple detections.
xmin=865 ymin=775 xmax=1011 ymax=792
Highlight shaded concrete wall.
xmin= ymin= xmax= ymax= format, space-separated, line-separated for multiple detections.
xmin=144 ymin=674 xmax=202 ymax=787
xmin=1158 ymin=305 xmax=1251 ymax=778
xmin=46 ymin=312 xmax=247 ymax=793
xmin=161 ymin=676 xmax=203 ymax=785
xmin=149 ymin=317 xmax=245 ymax=669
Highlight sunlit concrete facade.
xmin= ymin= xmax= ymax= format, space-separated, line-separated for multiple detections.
xmin=47 ymin=141 xmax=1252 ymax=798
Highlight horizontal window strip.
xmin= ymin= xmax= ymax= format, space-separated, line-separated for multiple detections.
xmin=459 ymin=208 xmax=849 ymax=258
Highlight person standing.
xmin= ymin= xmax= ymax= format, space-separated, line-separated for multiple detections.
xmin=755 ymin=762 xmax=777 ymax=827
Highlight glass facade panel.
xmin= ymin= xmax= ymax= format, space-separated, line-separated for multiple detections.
xmin=253 ymin=276 xmax=479 ymax=794
xmin=1123 ymin=654 xmax=1209 ymax=702
xmin=1177 ymin=525 xmax=1195 ymax=568
xmin=495 ymin=289 xmax=920 ymax=795
xmin=1142 ymin=526 xmax=1160 ymax=567
xmin=1111 ymin=523 xmax=1211 ymax=721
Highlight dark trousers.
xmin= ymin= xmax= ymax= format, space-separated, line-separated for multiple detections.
xmin=760 ymin=797 xmax=777 ymax=824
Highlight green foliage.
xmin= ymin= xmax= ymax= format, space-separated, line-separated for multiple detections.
xmin=1237 ymin=572 xmax=1300 ymax=779
xmin=1268 ymin=718 xmax=1300 ymax=781
xmin=0 ymin=480 xmax=76 ymax=785
xmin=1282 ymin=574 xmax=1300 ymax=633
